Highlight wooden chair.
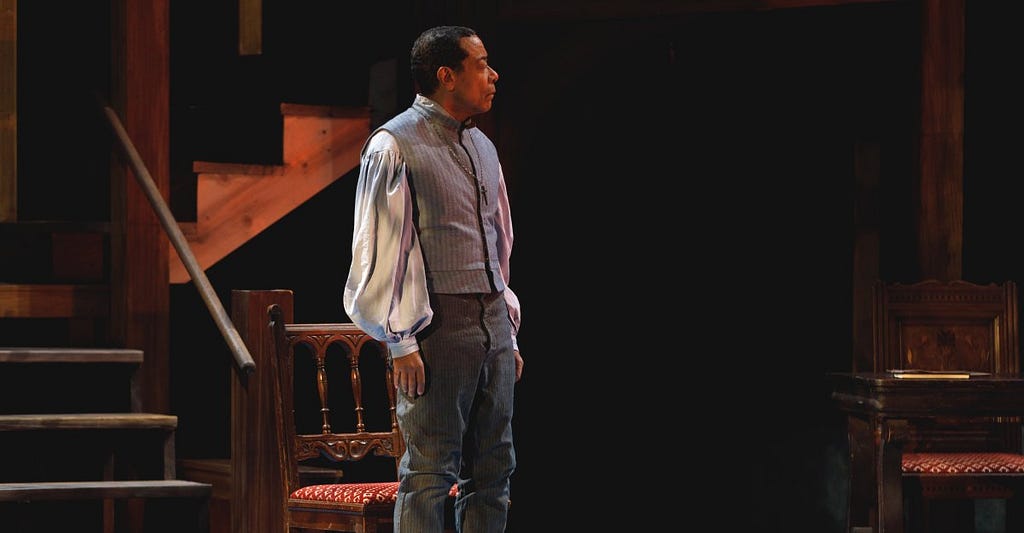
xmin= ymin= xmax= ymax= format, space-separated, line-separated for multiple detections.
xmin=872 ymin=279 xmax=1024 ymax=532
xmin=268 ymin=304 xmax=458 ymax=533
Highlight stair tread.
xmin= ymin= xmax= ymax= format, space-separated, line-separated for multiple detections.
xmin=0 ymin=347 xmax=144 ymax=363
xmin=0 ymin=480 xmax=212 ymax=501
xmin=0 ymin=413 xmax=177 ymax=430
xmin=0 ymin=221 xmax=111 ymax=233
xmin=0 ymin=283 xmax=109 ymax=319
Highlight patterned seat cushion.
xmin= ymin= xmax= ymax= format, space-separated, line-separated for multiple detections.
xmin=290 ymin=482 xmax=459 ymax=504
xmin=903 ymin=452 xmax=1024 ymax=474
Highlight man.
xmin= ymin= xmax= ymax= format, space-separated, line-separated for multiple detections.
xmin=343 ymin=25 xmax=523 ymax=533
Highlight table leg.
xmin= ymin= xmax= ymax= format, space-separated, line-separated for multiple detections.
xmin=876 ymin=419 xmax=904 ymax=533
xmin=847 ymin=415 xmax=875 ymax=531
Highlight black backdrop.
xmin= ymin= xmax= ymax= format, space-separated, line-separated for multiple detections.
xmin=155 ymin=2 xmax=1024 ymax=531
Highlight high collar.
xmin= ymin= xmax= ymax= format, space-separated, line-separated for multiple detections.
xmin=413 ymin=94 xmax=476 ymax=132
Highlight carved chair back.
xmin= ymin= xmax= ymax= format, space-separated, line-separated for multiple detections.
xmin=873 ymin=279 xmax=1019 ymax=452
xmin=872 ymin=279 xmax=1024 ymax=531
xmin=269 ymin=305 xmax=407 ymax=532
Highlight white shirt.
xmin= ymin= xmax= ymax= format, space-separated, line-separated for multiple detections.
xmin=343 ymin=98 xmax=521 ymax=358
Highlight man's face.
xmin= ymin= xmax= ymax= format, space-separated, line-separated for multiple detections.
xmin=450 ymin=35 xmax=498 ymax=118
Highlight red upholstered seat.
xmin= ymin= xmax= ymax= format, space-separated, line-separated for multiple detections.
xmin=872 ymin=281 xmax=1024 ymax=530
xmin=903 ymin=452 xmax=1024 ymax=474
xmin=270 ymin=314 xmax=490 ymax=532
xmin=291 ymin=482 xmax=399 ymax=504
xmin=290 ymin=482 xmax=459 ymax=504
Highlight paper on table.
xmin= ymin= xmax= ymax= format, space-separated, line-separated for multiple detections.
xmin=889 ymin=369 xmax=989 ymax=379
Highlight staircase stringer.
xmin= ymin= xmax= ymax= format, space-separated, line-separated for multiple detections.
xmin=169 ymin=104 xmax=370 ymax=284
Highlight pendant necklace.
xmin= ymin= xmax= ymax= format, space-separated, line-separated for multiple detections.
xmin=428 ymin=119 xmax=488 ymax=205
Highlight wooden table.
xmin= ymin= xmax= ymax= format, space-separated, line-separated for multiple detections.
xmin=830 ymin=372 xmax=1024 ymax=533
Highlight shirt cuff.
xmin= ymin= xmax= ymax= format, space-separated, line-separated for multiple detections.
xmin=388 ymin=337 xmax=420 ymax=358
xmin=511 ymin=335 xmax=519 ymax=352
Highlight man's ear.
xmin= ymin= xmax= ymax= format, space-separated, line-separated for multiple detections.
xmin=437 ymin=66 xmax=456 ymax=91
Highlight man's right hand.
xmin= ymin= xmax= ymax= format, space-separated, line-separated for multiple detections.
xmin=392 ymin=351 xmax=426 ymax=398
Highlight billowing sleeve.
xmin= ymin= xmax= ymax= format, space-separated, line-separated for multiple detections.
xmin=343 ymin=131 xmax=433 ymax=358
xmin=494 ymin=163 xmax=521 ymax=351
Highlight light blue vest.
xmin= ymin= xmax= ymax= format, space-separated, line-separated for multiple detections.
xmin=374 ymin=99 xmax=506 ymax=294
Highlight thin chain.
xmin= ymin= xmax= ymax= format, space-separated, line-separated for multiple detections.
xmin=427 ymin=120 xmax=488 ymax=204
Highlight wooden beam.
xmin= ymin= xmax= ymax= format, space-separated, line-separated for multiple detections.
xmin=0 ymin=0 xmax=15 ymax=222
xmin=852 ymin=141 xmax=881 ymax=372
xmin=230 ymin=289 xmax=292 ymax=533
xmin=916 ymin=0 xmax=964 ymax=280
xmin=109 ymin=0 xmax=171 ymax=414
xmin=497 ymin=0 xmax=899 ymax=20
xmin=238 ymin=0 xmax=261 ymax=56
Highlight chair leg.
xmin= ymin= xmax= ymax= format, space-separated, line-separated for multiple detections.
xmin=923 ymin=499 xmax=975 ymax=533
xmin=903 ymin=478 xmax=925 ymax=533
xmin=1006 ymin=494 xmax=1024 ymax=533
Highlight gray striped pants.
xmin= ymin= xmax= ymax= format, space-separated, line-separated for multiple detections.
xmin=393 ymin=291 xmax=516 ymax=533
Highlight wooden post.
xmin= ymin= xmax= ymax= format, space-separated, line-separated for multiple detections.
xmin=108 ymin=0 xmax=172 ymax=414
xmin=852 ymin=141 xmax=881 ymax=372
xmin=0 ymin=0 xmax=15 ymax=222
xmin=230 ymin=289 xmax=293 ymax=533
xmin=238 ymin=0 xmax=261 ymax=56
xmin=916 ymin=0 xmax=964 ymax=281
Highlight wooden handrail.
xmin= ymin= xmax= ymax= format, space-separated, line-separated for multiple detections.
xmin=97 ymin=96 xmax=256 ymax=378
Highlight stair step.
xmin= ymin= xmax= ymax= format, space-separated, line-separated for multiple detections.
xmin=0 ymin=283 xmax=109 ymax=319
xmin=0 ymin=347 xmax=143 ymax=363
xmin=170 ymin=103 xmax=370 ymax=284
xmin=0 ymin=413 xmax=177 ymax=431
xmin=0 ymin=480 xmax=211 ymax=502
xmin=0 ymin=348 xmax=145 ymax=413
xmin=0 ymin=222 xmax=109 ymax=283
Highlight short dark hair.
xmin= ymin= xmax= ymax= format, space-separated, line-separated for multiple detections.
xmin=410 ymin=25 xmax=477 ymax=96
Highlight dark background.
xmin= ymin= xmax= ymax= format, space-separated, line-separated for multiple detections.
xmin=168 ymin=2 xmax=1024 ymax=531
xmin=15 ymin=1 xmax=1024 ymax=531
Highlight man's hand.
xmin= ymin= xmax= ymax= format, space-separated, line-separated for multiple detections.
xmin=514 ymin=350 xmax=523 ymax=382
xmin=392 ymin=351 xmax=426 ymax=397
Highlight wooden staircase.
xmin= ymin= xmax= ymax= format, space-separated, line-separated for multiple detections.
xmin=0 ymin=101 xmax=369 ymax=333
xmin=3 ymin=1 xmax=371 ymax=529
xmin=0 ymin=347 xmax=212 ymax=532
xmin=170 ymin=103 xmax=370 ymax=284
xmin=0 ymin=100 xmax=370 ymax=532
xmin=0 ymin=102 xmax=370 ymax=310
